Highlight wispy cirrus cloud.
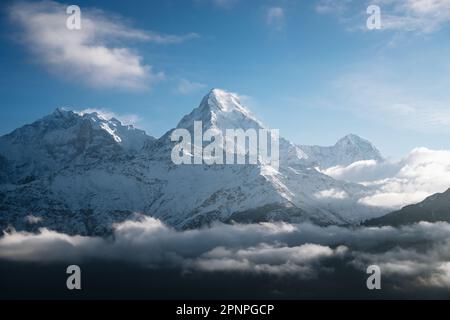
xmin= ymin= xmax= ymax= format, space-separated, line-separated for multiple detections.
xmin=322 ymin=63 xmax=450 ymax=136
xmin=175 ymin=78 xmax=207 ymax=95
xmin=316 ymin=0 xmax=450 ymax=33
xmin=8 ymin=1 xmax=199 ymax=90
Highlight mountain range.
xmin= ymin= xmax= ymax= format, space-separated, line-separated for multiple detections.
xmin=0 ymin=89 xmax=390 ymax=235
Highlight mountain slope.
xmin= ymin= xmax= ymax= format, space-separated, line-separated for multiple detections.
xmin=365 ymin=189 xmax=450 ymax=227
xmin=0 ymin=89 xmax=387 ymax=235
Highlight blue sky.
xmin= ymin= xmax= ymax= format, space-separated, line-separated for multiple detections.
xmin=1 ymin=0 xmax=450 ymax=159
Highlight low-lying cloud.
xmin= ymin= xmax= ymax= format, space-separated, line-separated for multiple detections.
xmin=192 ymin=243 xmax=346 ymax=276
xmin=321 ymin=148 xmax=450 ymax=209
xmin=2 ymin=217 xmax=450 ymax=290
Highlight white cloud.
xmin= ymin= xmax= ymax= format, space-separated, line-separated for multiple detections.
xmin=0 ymin=228 xmax=103 ymax=262
xmin=428 ymin=262 xmax=450 ymax=288
xmin=76 ymin=108 xmax=142 ymax=126
xmin=192 ymin=243 xmax=344 ymax=276
xmin=360 ymin=148 xmax=450 ymax=208
xmin=382 ymin=0 xmax=450 ymax=33
xmin=314 ymin=188 xmax=349 ymax=200
xmin=349 ymin=226 xmax=450 ymax=289
xmin=359 ymin=190 xmax=431 ymax=208
xmin=322 ymin=148 xmax=450 ymax=209
xmin=8 ymin=1 xmax=197 ymax=90
xmin=321 ymin=160 xmax=401 ymax=183
xmin=176 ymin=79 xmax=206 ymax=95
xmin=316 ymin=0 xmax=450 ymax=33
xmin=266 ymin=7 xmax=285 ymax=31
xmin=2 ymin=218 xmax=341 ymax=277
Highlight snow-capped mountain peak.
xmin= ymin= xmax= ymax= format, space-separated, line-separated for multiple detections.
xmin=177 ymin=89 xmax=264 ymax=131
xmin=0 ymin=107 xmax=154 ymax=183
xmin=73 ymin=109 xmax=153 ymax=151
xmin=335 ymin=134 xmax=376 ymax=150
xmin=36 ymin=107 xmax=154 ymax=152
xmin=299 ymin=134 xmax=383 ymax=169
xmin=206 ymin=88 xmax=251 ymax=115
xmin=45 ymin=108 xmax=154 ymax=151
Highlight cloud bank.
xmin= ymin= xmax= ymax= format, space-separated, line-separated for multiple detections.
xmin=2 ymin=217 xmax=450 ymax=291
xmin=321 ymin=148 xmax=450 ymax=208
